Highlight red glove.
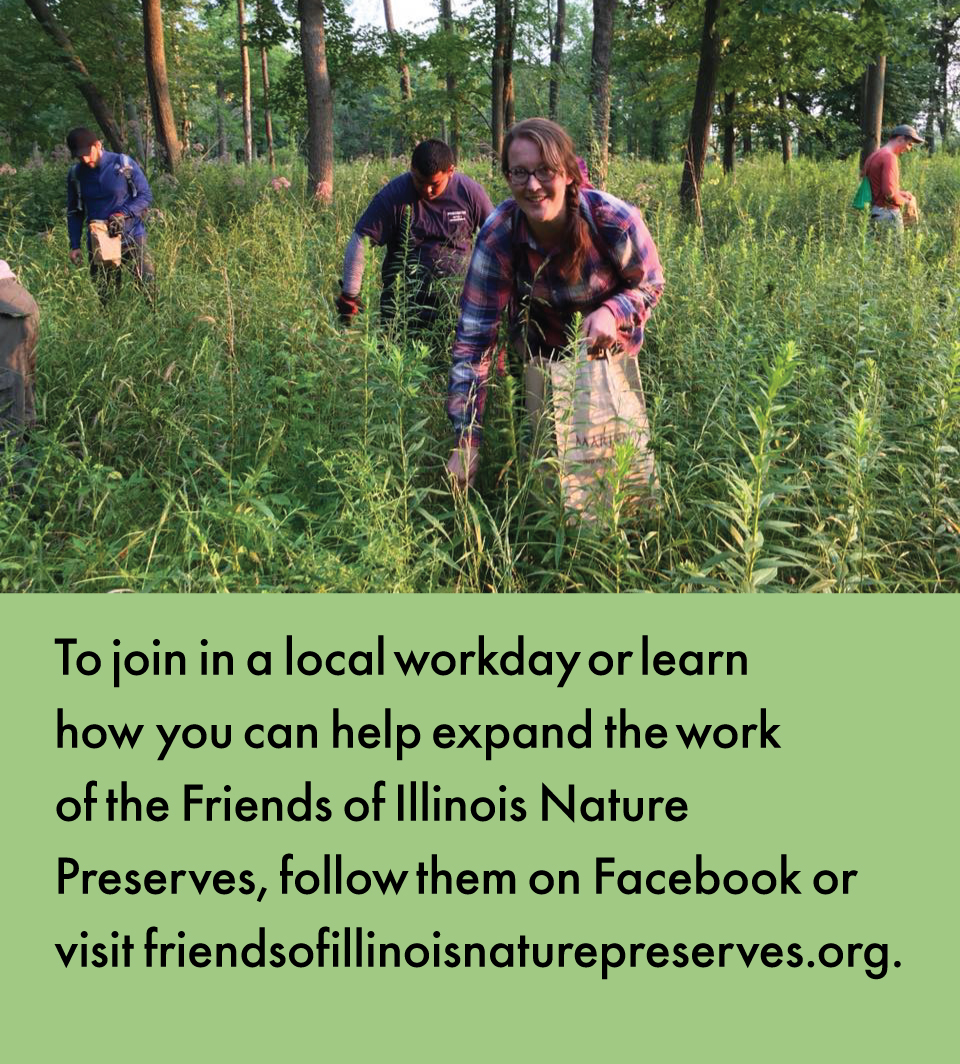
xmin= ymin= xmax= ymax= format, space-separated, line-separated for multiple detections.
xmin=335 ymin=287 xmax=362 ymax=324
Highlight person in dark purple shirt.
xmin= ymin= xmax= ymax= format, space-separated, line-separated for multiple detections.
xmin=336 ymin=139 xmax=493 ymax=333
xmin=65 ymin=128 xmax=154 ymax=302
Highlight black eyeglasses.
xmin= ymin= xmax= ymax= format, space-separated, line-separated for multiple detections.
xmin=506 ymin=165 xmax=559 ymax=187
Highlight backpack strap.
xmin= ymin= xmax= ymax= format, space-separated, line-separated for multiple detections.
xmin=117 ymin=154 xmax=138 ymax=208
xmin=119 ymin=155 xmax=135 ymax=195
xmin=69 ymin=162 xmax=83 ymax=216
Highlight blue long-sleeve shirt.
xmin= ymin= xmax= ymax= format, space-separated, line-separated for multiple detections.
xmin=66 ymin=151 xmax=152 ymax=250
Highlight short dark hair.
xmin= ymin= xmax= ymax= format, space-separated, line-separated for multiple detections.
xmin=411 ymin=139 xmax=454 ymax=176
xmin=66 ymin=127 xmax=100 ymax=158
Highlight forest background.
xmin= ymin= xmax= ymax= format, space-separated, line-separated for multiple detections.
xmin=1 ymin=0 xmax=959 ymax=592
xmin=4 ymin=0 xmax=960 ymax=192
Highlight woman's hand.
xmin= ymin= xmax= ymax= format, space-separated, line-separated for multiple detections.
xmin=581 ymin=306 xmax=619 ymax=352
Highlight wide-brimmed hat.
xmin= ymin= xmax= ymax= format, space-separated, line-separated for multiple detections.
xmin=890 ymin=124 xmax=924 ymax=144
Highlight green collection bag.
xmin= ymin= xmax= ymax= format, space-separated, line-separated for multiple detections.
xmin=851 ymin=176 xmax=872 ymax=211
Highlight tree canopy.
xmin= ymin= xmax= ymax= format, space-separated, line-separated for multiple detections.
xmin=3 ymin=0 xmax=958 ymax=201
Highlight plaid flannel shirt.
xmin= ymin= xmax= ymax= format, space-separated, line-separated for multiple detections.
xmin=447 ymin=188 xmax=664 ymax=446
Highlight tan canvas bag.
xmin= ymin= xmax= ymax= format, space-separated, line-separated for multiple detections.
xmin=88 ymin=220 xmax=122 ymax=266
xmin=524 ymin=347 xmax=658 ymax=520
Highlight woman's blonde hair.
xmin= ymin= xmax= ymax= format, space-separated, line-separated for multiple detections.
xmin=501 ymin=118 xmax=588 ymax=281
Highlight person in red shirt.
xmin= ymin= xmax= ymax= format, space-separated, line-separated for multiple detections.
xmin=861 ymin=124 xmax=924 ymax=233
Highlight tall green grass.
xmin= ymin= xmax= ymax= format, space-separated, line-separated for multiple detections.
xmin=1 ymin=153 xmax=958 ymax=591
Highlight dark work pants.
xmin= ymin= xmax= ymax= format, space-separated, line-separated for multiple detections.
xmin=89 ymin=234 xmax=155 ymax=303
xmin=379 ymin=270 xmax=441 ymax=332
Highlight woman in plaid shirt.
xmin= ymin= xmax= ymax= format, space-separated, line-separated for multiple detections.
xmin=446 ymin=118 xmax=664 ymax=487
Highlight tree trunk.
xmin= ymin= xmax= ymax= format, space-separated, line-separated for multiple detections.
xmin=923 ymin=105 xmax=935 ymax=152
xmin=23 ymin=0 xmax=125 ymax=151
xmin=549 ymin=0 xmax=566 ymax=121
xmin=589 ymin=0 xmax=617 ymax=189
xmin=934 ymin=16 xmax=956 ymax=149
xmin=742 ymin=126 xmax=752 ymax=154
xmin=261 ymin=46 xmax=275 ymax=168
xmin=792 ymin=93 xmax=813 ymax=155
xmin=382 ymin=0 xmax=412 ymax=102
xmin=299 ymin=0 xmax=333 ymax=202
xmin=722 ymin=90 xmax=735 ymax=174
xmin=924 ymin=51 xmax=938 ymax=152
xmin=650 ymin=109 xmax=665 ymax=163
xmin=237 ymin=0 xmax=253 ymax=164
xmin=216 ymin=75 xmax=228 ymax=160
xmin=778 ymin=91 xmax=791 ymax=164
xmin=125 ymin=97 xmax=146 ymax=160
xmin=859 ymin=55 xmax=885 ymax=167
xmin=440 ymin=0 xmax=459 ymax=160
xmin=492 ymin=0 xmax=508 ymax=160
xmin=143 ymin=101 xmax=154 ymax=163
xmin=104 ymin=1 xmax=140 ymax=155
xmin=503 ymin=70 xmax=515 ymax=133
xmin=142 ymin=0 xmax=181 ymax=169
xmin=503 ymin=0 xmax=517 ymax=129
xmin=678 ymin=0 xmax=720 ymax=218
xmin=491 ymin=0 xmax=510 ymax=158
xmin=171 ymin=15 xmax=192 ymax=150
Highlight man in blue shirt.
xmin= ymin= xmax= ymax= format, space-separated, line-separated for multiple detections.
xmin=336 ymin=139 xmax=493 ymax=334
xmin=65 ymin=128 xmax=154 ymax=300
